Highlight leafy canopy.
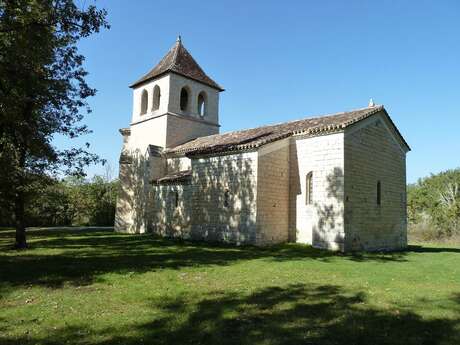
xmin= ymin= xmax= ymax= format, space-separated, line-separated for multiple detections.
xmin=0 ymin=0 xmax=109 ymax=210
xmin=408 ymin=168 xmax=460 ymax=237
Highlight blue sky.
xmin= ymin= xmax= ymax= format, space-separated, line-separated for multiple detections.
xmin=65 ymin=0 xmax=460 ymax=183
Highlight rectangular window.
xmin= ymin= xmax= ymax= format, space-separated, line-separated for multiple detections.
xmin=224 ymin=189 xmax=230 ymax=208
xmin=377 ymin=181 xmax=381 ymax=206
xmin=174 ymin=191 xmax=179 ymax=208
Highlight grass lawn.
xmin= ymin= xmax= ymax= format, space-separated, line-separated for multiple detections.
xmin=0 ymin=227 xmax=459 ymax=345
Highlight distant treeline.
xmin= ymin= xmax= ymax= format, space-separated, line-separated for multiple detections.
xmin=408 ymin=168 xmax=460 ymax=240
xmin=0 ymin=176 xmax=118 ymax=228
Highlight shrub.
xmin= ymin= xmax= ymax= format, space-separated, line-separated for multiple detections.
xmin=408 ymin=168 xmax=460 ymax=240
xmin=23 ymin=175 xmax=118 ymax=227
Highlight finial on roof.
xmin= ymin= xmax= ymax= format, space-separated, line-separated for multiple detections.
xmin=176 ymin=35 xmax=181 ymax=43
xmin=368 ymin=98 xmax=375 ymax=107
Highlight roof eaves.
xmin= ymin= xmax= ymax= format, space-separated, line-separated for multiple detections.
xmin=129 ymin=69 xmax=224 ymax=91
xmin=181 ymin=132 xmax=292 ymax=157
xmin=151 ymin=169 xmax=192 ymax=185
xmin=129 ymin=70 xmax=168 ymax=89
xmin=170 ymin=71 xmax=224 ymax=91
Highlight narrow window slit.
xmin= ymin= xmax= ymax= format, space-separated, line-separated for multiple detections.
xmin=306 ymin=172 xmax=313 ymax=205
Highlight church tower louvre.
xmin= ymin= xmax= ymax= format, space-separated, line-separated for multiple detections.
xmin=115 ymin=37 xmax=224 ymax=233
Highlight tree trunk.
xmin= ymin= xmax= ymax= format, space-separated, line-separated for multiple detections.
xmin=12 ymin=99 xmax=33 ymax=249
xmin=14 ymin=143 xmax=28 ymax=249
xmin=14 ymin=191 xmax=27 ymax=249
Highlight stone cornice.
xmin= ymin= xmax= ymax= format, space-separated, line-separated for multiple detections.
xmin=119 ymin=128 xmax=131 ymax=136
xmin=130 ymin=112 xmax=220 ymax=128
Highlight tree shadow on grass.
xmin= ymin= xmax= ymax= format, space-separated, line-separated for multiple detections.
xmin=21 ymin=227 xmax=412 ymax=263
xmin=1 ymin=283 xmax=459 ymax=345
xmin=141 ymin=284 xmax=460 ymax=345
xmin=0 ymin=228 xmax=457 ymax=293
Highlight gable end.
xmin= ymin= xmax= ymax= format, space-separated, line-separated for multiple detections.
xmin=344 ymin=110 xmax=410 ymax=153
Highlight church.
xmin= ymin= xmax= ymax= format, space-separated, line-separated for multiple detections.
xmin=114 ymin=37 xmax=410 ymax=251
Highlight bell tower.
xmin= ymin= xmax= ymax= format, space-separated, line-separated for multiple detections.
xmin=115 ymin=37 xmax=224 ymax=233
xmin=122 ymin=36 xmax=224 ymax=154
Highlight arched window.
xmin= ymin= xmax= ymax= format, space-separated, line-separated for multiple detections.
xmin=197 ymin=92 xmax=206 ymax=117
xmin=377 ymin=181 xmax=382 ymax=205
xmin=140 ymin=89 xmax=148 ymax=115
xmin=306 ymin=172 xmax=313 ymax=205
xmin=152 ymin=85 xmax=161 ymax=111
xmin=180 ymin=87 xmax=189 ymax=111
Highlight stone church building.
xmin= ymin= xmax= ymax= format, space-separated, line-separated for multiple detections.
xmin=115 ymin=37 xmax=410 ymax=251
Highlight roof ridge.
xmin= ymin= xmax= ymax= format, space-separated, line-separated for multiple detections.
xmin=164 ymin=105 xmax=388 ymax=156
xmin=275 ymin=105 xmax=383 ymax=128
xmin=211 ymin=105 xmax=384 ymax=137
xmin=170 ymin=39 xmax=181 ymax=69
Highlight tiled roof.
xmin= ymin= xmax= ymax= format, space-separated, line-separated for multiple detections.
xmin=165 ymin=105 xmax=410 ymax=156
xmin=130 ymin=37 xmax=223 ymax=91
xmin=152 ymin=169 xmax=192 ymax=185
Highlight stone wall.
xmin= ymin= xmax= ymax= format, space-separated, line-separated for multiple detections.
xmin=129 ymin=115 xmax=168 ymax=154
xmin=256 ymin=139 xmax=290 ymax=245
xmin=127 ymin=112 xmax=219 ymax=154
xmin=166 ymin=114 xmax=218 ymax=148
xmin=190 ymin=151 xmax=258 ymax=244
xmin=114 ymin=153 xmax=151 ymax=234
xmin=166 ymin=156 xmax=191 ymax=173
xmin=114 ymin=160 xmax=134 ymax=233
xmin=151 ymin=183 xmax=192 ymax=238
xmin=344 ymin=112 xmax=407 ymax=251
xmin=289 ymin=133 xmax=345 ymax=250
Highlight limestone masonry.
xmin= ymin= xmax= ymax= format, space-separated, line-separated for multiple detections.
xmin=115 ymin=37 xmax=410 ymax=251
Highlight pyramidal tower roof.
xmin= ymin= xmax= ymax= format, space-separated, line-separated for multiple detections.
xmin=130 ymin=36 xmax=224 ymax=91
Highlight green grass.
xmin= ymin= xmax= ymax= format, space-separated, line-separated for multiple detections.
xmin=0 ymin=227 xmax=459 ymax=345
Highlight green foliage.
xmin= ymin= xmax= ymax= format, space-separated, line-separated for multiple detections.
xmin=85 ymin=176 xmax=118 ymax=226
xmin=25 ymin=178 xmax=73 ymax=226
xmin=1 ymin=228 xmax=460 ymax=344
xmin=408 ymin=168 xmax=460 ymax=238
xmin=0 ymin=0 xmax=109 ymax=247
xmin=23 ymin=175 xmax=119 ymax=227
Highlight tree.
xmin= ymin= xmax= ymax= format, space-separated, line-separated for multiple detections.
xmin=25 ymin=177 xmax=73 ymax=226
xmin=408 ymin=168 xmax=460 ymax=238
xmin=86 ymin=175 xmax=118 ymax=226
xmin=0 ymin=0 xmax=109 ymax=248
xmin=23 ymin=174 xmax=119 ymax=227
